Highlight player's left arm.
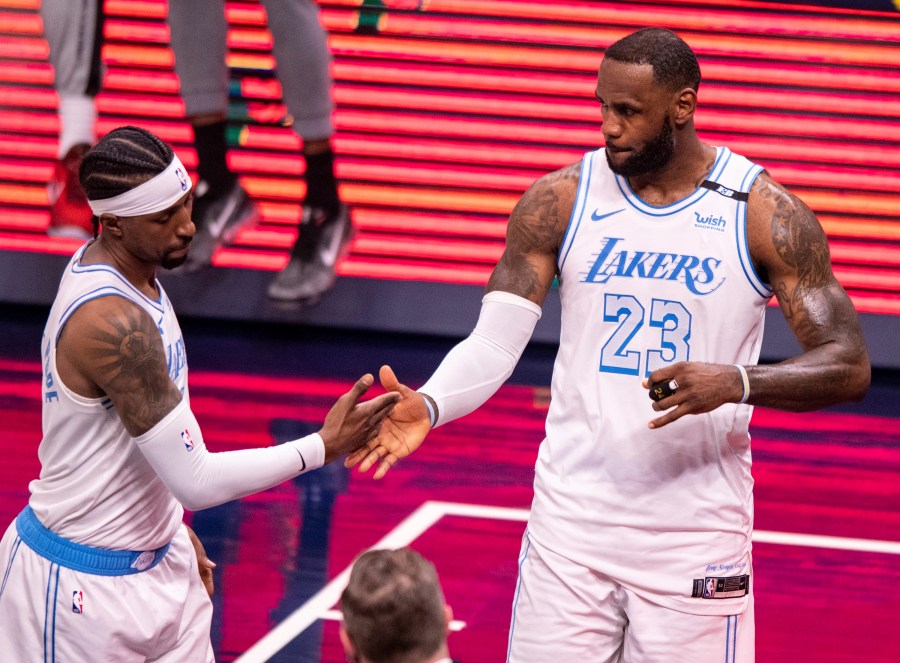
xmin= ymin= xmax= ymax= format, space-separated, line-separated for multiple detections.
xmin=645 ymin=172 xmax=870 ymax=428
xmin=737 ymin=172 xmax=870 ymax=409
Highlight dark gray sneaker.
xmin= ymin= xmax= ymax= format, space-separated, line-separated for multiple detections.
xmin=267 ymin=204 xmax=353 ymax=302
xmin=183 ymin=183 xmax=259 ymax=271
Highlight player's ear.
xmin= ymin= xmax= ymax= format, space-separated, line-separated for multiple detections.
xmin=443 ymin=604 xmax=453 ymax=635
xmin=339 ymin=623 xmax=358 ymax=660
xmin=672 ymin=87 xmax=697 ymax=127
xmin=99 ymin=213 xmax=124 ymax=238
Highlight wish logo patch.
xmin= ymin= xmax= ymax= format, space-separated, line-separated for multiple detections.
xmin=694 ymin=212 xmax=727 ymax=233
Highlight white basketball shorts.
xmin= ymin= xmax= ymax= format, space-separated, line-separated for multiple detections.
xmin=507 ymin=530 xmax=754 ymax=663
xmin=0 ymin=507 xmax=214 ymax=662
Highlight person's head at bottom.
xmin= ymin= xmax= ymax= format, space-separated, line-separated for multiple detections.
xmin=340 ymin=548 xmax=452 ymax=663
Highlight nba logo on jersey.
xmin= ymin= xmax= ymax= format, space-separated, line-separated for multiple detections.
xmin=181 ymin=429 xmax=194 ymax=451
xmin=72 ymin=590 xmax=84 ymax=614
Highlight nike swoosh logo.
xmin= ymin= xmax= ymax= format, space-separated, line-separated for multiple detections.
xmin=591 ymin=208 xmax=625 ymax=222
xmin=318 ymin=217 xmax=350 ymax=267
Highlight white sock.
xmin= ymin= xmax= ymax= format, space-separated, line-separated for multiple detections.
xmin=58 ymin=95 xmax=97 ymax=157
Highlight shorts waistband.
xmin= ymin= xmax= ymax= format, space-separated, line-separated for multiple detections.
xmin=16 ymin=506 xmax=171 ymax=576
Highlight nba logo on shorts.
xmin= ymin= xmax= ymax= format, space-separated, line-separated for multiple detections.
xmin=181 ymin=429 xmax=194 ymax=451
xmin=175 ymin=167 xmax=189 ymax=191
xmin=72 ymin=590 xmax=84 ymax=614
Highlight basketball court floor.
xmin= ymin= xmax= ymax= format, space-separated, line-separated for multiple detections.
xmin=1 ymin=303 xmax=898 ymax=662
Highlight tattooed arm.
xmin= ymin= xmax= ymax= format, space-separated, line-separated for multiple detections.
xmin=56 ymin=295 xmax=182 ymax=436
xmin=487 ymin=161 xmax=581 ymax=303
xmin=741 ymin=172 xmax=870 ymax=410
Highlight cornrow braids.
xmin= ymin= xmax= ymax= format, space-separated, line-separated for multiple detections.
xmin=79 ymin=126 xmax=175 ymax=237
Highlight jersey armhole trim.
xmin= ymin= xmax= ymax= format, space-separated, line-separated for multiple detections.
xmin=558 ymin=152 xmax=593 ymax=271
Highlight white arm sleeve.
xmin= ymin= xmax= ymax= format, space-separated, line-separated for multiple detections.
xmin=419 ymin=290 xmax=541 ymax=427
xmin=134 ymin=398 xmax=325 ymax=511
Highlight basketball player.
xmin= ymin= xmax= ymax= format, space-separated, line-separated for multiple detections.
xmin=0 ymin=126 xmax=398 ymax=661
xmin=340 ymin=548 xmax=455 ymax=663
xmin=345 ymin=28 xmax=871 ymax=662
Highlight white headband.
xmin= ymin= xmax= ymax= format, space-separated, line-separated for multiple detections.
xmin=88 ymin=154 xmax=193 ymax=217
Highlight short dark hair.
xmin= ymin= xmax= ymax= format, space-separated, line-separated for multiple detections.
xmin=604 ymin=27 xmax=701 ymax=93
xmin=79 ymin=126 xmax=175 ymax=237
xmin=341 ymin=548 xmax=446 ymax=663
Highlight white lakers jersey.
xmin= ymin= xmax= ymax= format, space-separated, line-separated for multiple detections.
xmin=529 ymin=147 xmax=770 ymax=615
xmin=29 ymin=243 xmax=187 ymax=550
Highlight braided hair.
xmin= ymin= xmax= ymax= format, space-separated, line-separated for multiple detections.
xmin=604 ymin=28 xmax=701 ymax=94
xmin=79 ymin=126 xmax=175 ymax=237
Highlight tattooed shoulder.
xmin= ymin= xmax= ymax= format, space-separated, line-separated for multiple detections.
xmin=749 ymin=172 xmax=832 ymax=289
xmin=70 ymin=296 xmax=181 ymax=435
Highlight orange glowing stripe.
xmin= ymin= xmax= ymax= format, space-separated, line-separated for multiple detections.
xmin=95 ymin=93 xmax=185 ymax=118
xmin=231 ymin=227 xmax=294 ymax=249
xmin=338 ymin=259 xmax=492 ymax=285
xmin=351 ymin=209 xmax=507 ymax=239
xmin=104 ymin=68 xmax=180 ymax=94
xmin=830 ymin=242 xmax=900 ymax=268
xmin=104 ymin=20 xmax=170 ymax=44
xmin=0 ymin=136 xmax=56 ymax=158
xmin=0 ymin=0 xmax=41 ymax=9
xmin=102 ymin=43 xmax=174 ymax=68
xmin=0 ymin=184 xmax=47 ymax=206
xmin=701 ymin=62 xmax=900 ymax=96
xmin=0 ymin=36 xmax=48 ymax=59
xmin=766 ymin=164 xmax=900 ymax=194
xmin=0 ymin=62 xmax=53 ymax=86
xmin=700 ymin=86 xmax=900 ymax=119
xmin=794 ymin=190 xmax=899 ymax=217
xmin=0 ymin=87 xmax=57 ymax=109
xmin=696 ymin=112 xmax=900 ymax=142
xmin=0 ymin=208 xmax=47 ymax=231
xmin=226 ymin=53 xmax=275 ymax=71
xmin=353 ymin=237 xmax=502 ymax=263
xmin=700 ymin=133 xmax=900 ymax=169
xmin=833 ymin=266 xmax=900 ymax=291
xmin=842 ymin=292 xmax=900 ymax=317
xmin=225 ymin=4 xmax=268 ymax=27
xmin=229 ymin=152 xmax=304 ymax=177
xmin=227 ymin=27 xmax=274 ymax=51
xmin=104 ymin=1 xmax=166 ymax=19
xmin=818 ymin=216 xmax=900 ymax=242
xmin=0 ymin=110 xmax=58 ymax=134
xmin=233 ymin=126 xmax=301 ymax=151
xmin=0 ymin=233 xmax=83 ymax=255
xmin=0 ymin=11 xmax=41 ymax=35
xmin=0 ymin=158 xmax=51 ymax=183
xmin=340 ymin=183 xmax=518 ymax=215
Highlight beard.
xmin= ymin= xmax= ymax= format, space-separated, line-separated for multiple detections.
xmin=161 ymin=249 xmax=189 ymax=270
xmin=606 ymin=113 xmax=676 ymax=177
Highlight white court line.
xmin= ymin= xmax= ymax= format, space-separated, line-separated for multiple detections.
xmin=236 ymin=500 xmax=900 ymax=662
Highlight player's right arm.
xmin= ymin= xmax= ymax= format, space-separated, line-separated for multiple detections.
xmin=56 ymin=295 xmax=398 ymax=510
xmin=347 ymin=162 xmax=581 ymax=479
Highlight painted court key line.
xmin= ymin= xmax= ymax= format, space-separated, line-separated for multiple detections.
xmin=235 ymin=500 xmax=900 ymax=663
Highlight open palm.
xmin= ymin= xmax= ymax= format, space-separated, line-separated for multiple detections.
xmin=344 ymin=365 xmax=431 ymax=479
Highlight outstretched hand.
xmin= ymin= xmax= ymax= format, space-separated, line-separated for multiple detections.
xmin=344 ymin=365 xmax=431 ymax=479
xmin=319 ymin=374 xmax=401 ymax=464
